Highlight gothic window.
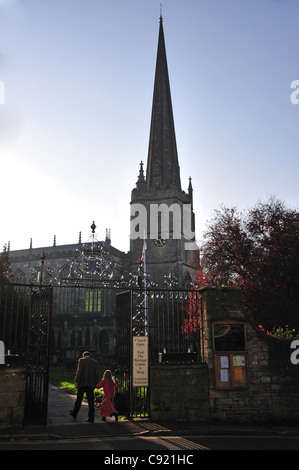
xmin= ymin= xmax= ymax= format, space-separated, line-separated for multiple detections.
xmin=99 ymin=330 xmax=109 ymax=354
xmin=85 ymin=329 xmax=90 ymax=347
xmin=213 ymin=321 xmax=249 ymax=389
xmin=77 ymin=330 xmax=82 ymax=347
xmin=85 ymin=289 xmax=101 ymax=313
xmin=70 ymin=330 xmax=75 ymax=348
xmin=59 ymin=287 xmax=79 ymax=313
xmin=57 ymin=330 xmax=62 ymax=348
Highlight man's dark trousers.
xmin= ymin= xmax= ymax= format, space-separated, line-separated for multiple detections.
xmin=73 ymin=387 xmax=95 ymax=422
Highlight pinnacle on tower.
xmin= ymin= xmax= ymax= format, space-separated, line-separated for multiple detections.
xmin=136 ymin=161 xmax=146 ymax=190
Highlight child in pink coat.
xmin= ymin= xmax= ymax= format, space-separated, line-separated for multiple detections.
xmin=96 ymin=370 xmax=118 ymax=422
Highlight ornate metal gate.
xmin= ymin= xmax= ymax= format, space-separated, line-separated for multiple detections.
xmin=115 ymin=289 xmax=150 ymax=419
xmin=0 ymin=283 xmax=53 ymax=425
xmin=25 ymin=285 xmax=53 ymax=424
xmin=115 ymin=288 xmax=202 ymax=419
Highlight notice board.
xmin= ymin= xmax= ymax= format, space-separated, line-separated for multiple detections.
xmin=133 ymin=336 xmax=148 ymax=387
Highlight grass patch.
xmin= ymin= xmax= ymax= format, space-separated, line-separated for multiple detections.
xmin=49 ymin=365 xmax=106 ymax=395
xmin=49 ymin=365 xmax=78 ymax=394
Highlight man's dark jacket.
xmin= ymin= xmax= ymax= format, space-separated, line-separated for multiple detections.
xmin=75 ymin=356 xmax=99 ymax=389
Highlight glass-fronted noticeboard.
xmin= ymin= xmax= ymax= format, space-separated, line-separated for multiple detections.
xmin=213 ymin=322 xmax=250 ymax=389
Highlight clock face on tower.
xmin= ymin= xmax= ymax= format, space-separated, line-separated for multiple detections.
xmin=153 ymin=238 xmax=166 ymax=247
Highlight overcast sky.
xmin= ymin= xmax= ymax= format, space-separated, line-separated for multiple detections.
xmin=0 ymin=0 xmax=298 ymax=255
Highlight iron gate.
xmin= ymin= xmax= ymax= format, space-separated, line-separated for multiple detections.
xmin=115 ymin=290 xmax=149 ymax=419
xmin=1 ymin=281 xmax=201 ymax=423
xmin=115 ymin=288 xmax=202 ymax=419
xmin=0 ymin=283 xmax=53 ymax=425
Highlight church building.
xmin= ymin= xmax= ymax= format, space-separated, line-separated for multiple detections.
xmin=6 ymin=15 xmax=197 ymax=364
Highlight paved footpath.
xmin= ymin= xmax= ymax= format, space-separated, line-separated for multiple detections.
xmin=0 ymin=385 xmax=299 ymax=451
xmin=0 ymin=385 xmax=209 ymax=452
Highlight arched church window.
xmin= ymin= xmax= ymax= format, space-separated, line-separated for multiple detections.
xmin=57 ymin=330 xmax=62 ymax=348
xmin=78 ymin=330 xmax=82 ymax=347
xmin=99 ymin=330 xmax=109 ymax=354
xmin=70 ymin=330 xmax=75 ymax=348
xmin=85 ymin=329 xmax=90 ymax=346
xmin=85 ymin=289 xmax=101 ymax=313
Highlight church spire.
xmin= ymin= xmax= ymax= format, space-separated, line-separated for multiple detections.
xmin=146 ymin=16 xmax=181 ymax=191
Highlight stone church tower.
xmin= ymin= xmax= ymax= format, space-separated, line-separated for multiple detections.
xmin=130 ymin=16 xmax=196 ymax=287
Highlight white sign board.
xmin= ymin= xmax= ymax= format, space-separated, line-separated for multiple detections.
xmin=0 ymin=341 xmax=5 ymax=365
xmin=133 ymin=336 xmax=148 ymax=387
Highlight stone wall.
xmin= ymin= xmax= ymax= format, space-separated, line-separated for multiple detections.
xmin=149 ymin=288 xmax=299 ymax=424
xmin=201 ymin=287 xmax=299 ymax=424
xmin=0 ymin=368 xmax=26 ymax=427
xmin=150 ymin=364 xmax=210 ymax=422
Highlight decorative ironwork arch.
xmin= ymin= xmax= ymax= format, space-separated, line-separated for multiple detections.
xmin=57 ymin=222 xmax=115 ymax=286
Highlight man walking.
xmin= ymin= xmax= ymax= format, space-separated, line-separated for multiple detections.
xmin=70 ymin=351 xmax=99 ymax=423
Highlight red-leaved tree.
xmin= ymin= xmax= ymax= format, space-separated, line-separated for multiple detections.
xmin=198 ymin=197 xmax=299 ymax=330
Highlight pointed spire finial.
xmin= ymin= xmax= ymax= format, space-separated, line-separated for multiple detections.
xmin=136 ymin=160 xmax=146 ymax=190
xmin=91 ymin=221 xmax=96 ymax=234
xmin=137 ymin=161 xmax=145 ymax=182
xmin=188 ymin=177 xmax=194 ymax=210
xmin=160 ymin=3 xmax=163 ymax=22
xmin=40 ymin=251 xmax=45 ymax=266
xmin=105 ymin=228 xmax=111 ymax=244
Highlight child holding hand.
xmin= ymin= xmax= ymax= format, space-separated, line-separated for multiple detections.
xmin=96 ymin=370 xmax=118 ymax=422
